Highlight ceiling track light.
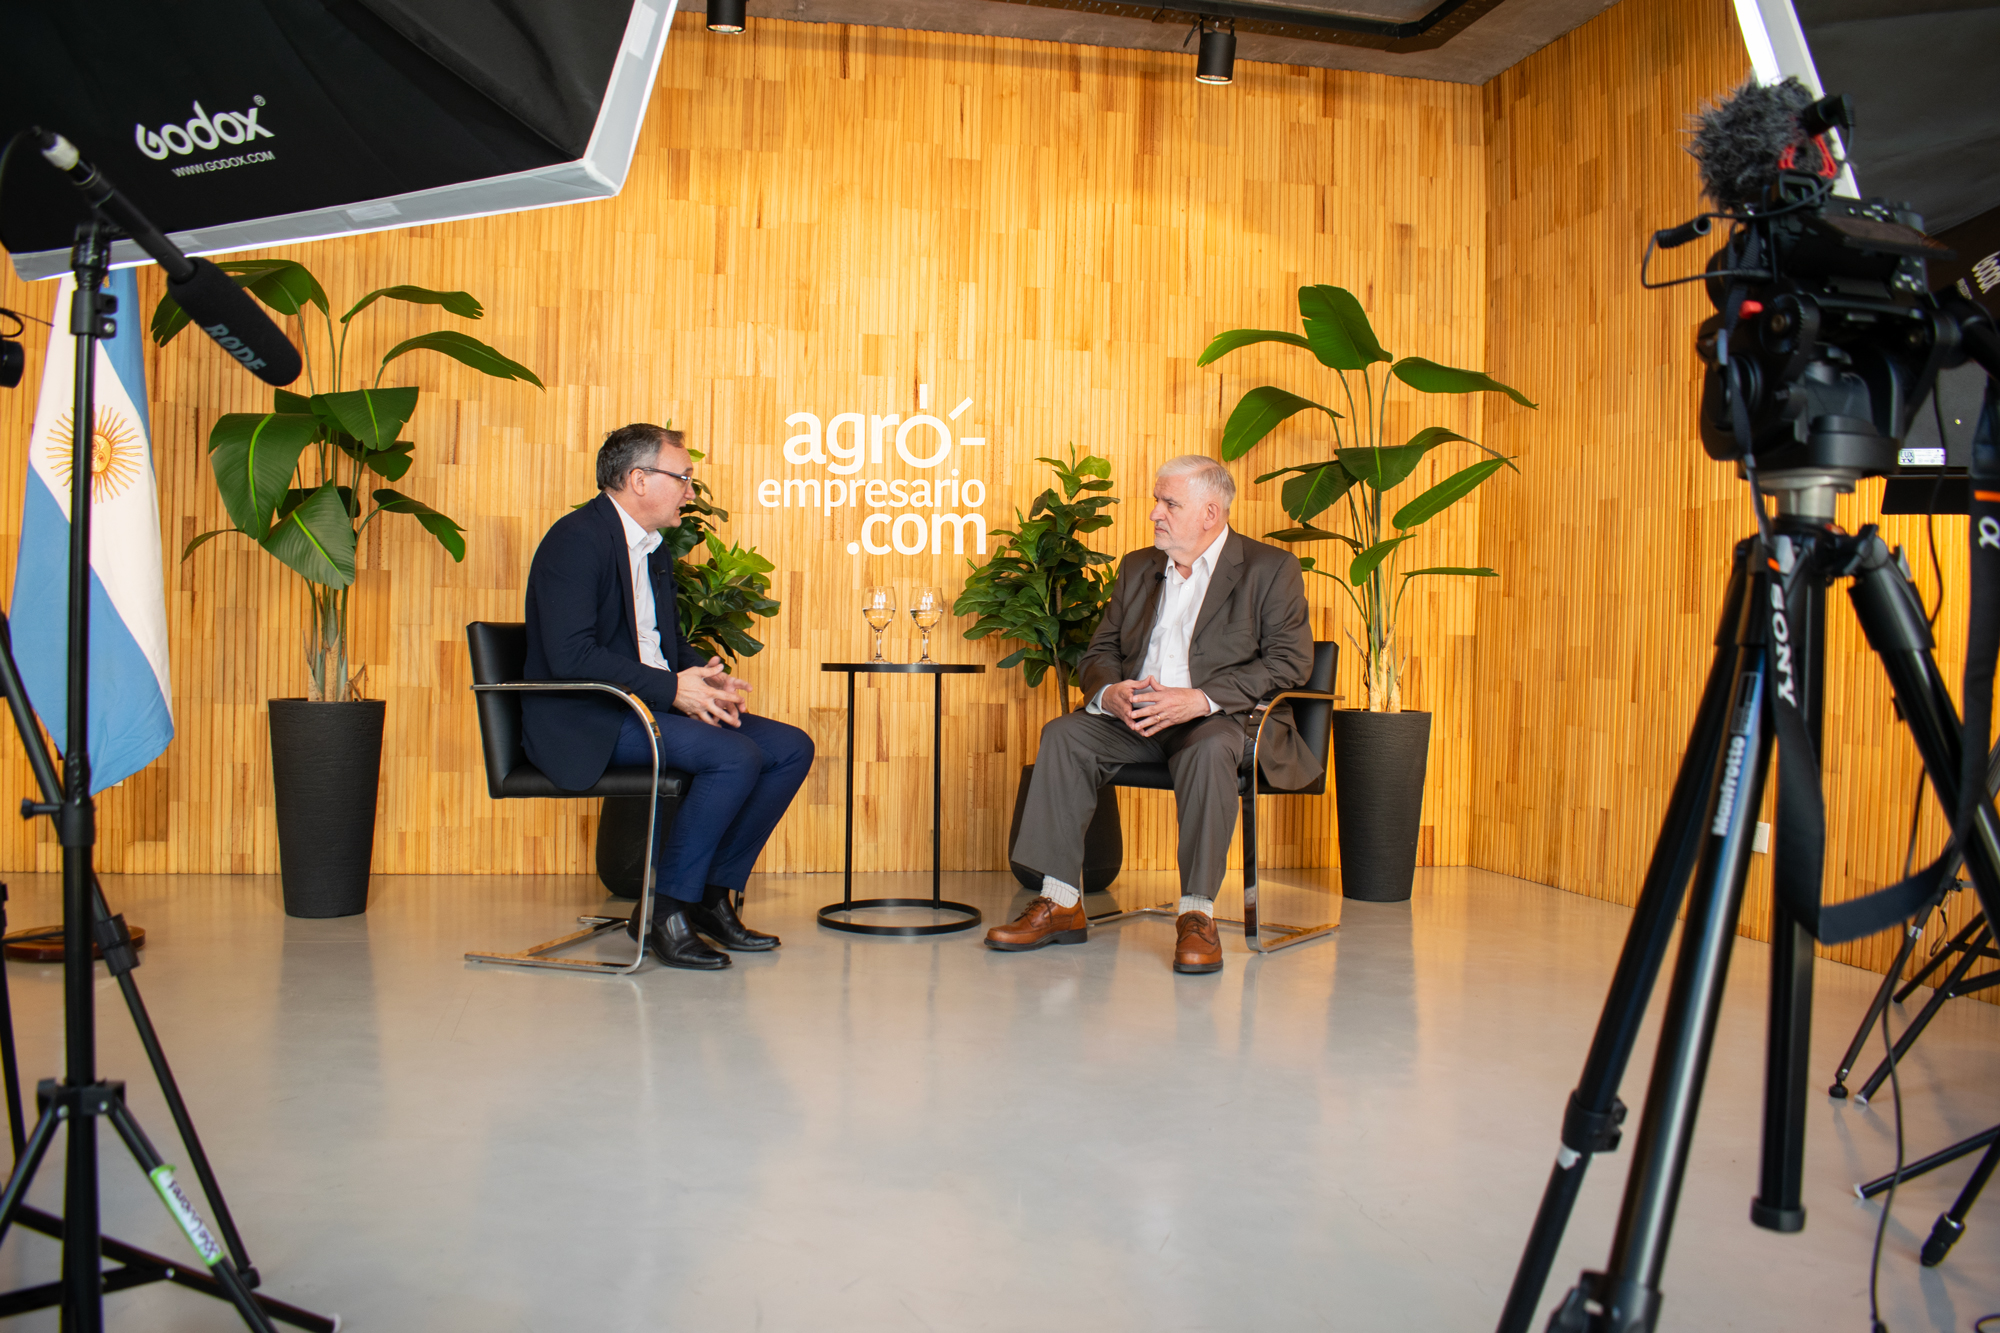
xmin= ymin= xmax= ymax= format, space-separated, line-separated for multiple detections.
xmin=1195 ymin=19 xmax=1236 ymax=84
xmin=707 ymin=0 xmax=746 ymax=33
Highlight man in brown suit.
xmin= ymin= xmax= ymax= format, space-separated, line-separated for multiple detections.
xmin=989 ymin=455 xmax=1316 ymax=973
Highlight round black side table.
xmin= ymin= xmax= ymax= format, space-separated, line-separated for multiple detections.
xmin=819 ymin=662 xmax=986 ymax=936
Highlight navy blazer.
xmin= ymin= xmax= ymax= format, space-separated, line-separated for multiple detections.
xmin=521 ymin=493 xmax=707 ymax=791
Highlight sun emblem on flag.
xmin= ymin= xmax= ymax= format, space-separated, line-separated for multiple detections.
xmin=47 ymin=408 xmax=143 ymax=503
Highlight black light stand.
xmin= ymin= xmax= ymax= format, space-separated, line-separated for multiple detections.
xmin=1825 ymin=739 xmax=1999 ymax=1102
xmin=0 ymin=221 xmax=331 ymax=1330
xmin=1493 ymin=463 xmax=2000 ymax=1332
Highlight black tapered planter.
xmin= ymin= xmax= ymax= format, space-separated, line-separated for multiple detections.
xmin=597 ymin=796 xmax=651 ymax=899
xmin=1332 ymin=709 xmax=1431 ymax=903
xmin=269 ymin=698 xmax=385 ymax=918
xmin=1007 ymin=763 xmax=1123 ymax=893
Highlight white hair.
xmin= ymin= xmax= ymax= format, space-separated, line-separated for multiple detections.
xmin=1156 ymin=455 xmax=1235 ymax=509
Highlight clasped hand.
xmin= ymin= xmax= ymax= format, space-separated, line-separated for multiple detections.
xmin=673 ymin=655 xmax=751 ymax=727
xmin=1103 ymin=675 xmax=1209 ymax=737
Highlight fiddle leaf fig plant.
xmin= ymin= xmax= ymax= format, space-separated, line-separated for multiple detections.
xmin=656 ymin=449 xmax=781 ymax=663
xmin=954 ymin=446 xmax=1118 ymax=714
xmin=1202 ymin=284 xmax=1535 ymax=713
xmin=570 ymin=444 xmax=780 ymax=662
xmin=153 ymin=259 xmax=542 ymax=701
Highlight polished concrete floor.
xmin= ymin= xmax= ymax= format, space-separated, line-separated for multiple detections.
xmin=0 ymin=865 xmax=1990 ymax=1331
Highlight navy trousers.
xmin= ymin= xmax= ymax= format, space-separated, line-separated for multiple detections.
xmin=612 ymin=709 xmax=814 ymax=902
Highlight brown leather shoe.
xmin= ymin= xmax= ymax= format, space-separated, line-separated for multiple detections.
xmin=1173 ymin=912 xmax=1223 ymax=974
xmin=984 ymin=896 xmax=1088 ymax=951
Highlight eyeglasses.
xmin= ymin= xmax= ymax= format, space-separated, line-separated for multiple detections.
xmin=633 ymin=465 xmax=694 ymax=487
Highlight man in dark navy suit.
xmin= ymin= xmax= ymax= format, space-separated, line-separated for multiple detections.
xmin=522 ymin=423 xmax=813 ymax=971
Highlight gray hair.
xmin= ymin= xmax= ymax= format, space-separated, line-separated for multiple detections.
xmin=1156 ymin=455 xmax=1235 ymax=509
xmin=597 ymin=422 xmax=685 ymax=491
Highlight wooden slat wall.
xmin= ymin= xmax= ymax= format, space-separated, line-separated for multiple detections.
xmin=0 ymin=17 xmax=1494 ymax=877
xmin=1473 ymin=0 xmax=1992 ymax=996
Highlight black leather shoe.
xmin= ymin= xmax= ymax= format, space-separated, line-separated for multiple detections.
xmin=686 ymin=891 xmax=781 ymax=951
xmin=627 ymin=903 xmax=731 ymax=970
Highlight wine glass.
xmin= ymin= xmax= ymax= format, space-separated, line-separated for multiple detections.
xmin=909 ymin=587 xmax=945 ymax=664
xmin=862 ymin=585 xmax=896 ymax=663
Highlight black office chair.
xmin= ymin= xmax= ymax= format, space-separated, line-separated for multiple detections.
xmin=1090 ymin=641 xmax=1341 ymax=953
xmin=464 ymin=621 xmax=693 ymax=975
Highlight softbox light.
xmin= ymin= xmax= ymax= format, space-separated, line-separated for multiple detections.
xmin=0 ymin=0 xmax=678 ymax=280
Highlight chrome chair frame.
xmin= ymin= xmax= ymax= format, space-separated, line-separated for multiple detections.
xmin=1089 ymin=663 xmax=1343 ymax=954
xmin=465 ymin=680 xmax=664 ymax=976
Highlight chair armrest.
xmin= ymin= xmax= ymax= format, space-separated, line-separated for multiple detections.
xmin=1243 ymin=689 xmax=1343 ymax=791
xmin=472 ymin=681 xmax=660 ymax=764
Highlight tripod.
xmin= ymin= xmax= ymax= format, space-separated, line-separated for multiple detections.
xmin=1829 ymin=896 xmax=1996 ymax=1103
xmin=1494 ymin=472 xmax=2000 ymax=1333
xmin=0 ymin=222 xmax=331 ymax=1330
xmin=1850 ymin=1117 xmax=2000 ymax=1268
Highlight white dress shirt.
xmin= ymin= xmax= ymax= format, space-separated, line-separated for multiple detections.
xmin=610 ymin=496 xmax=672 ymax=671
xmin=1089 ymin=525 xmax=1229 ymax=716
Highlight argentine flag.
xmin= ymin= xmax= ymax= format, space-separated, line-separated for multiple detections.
xmin=11 ymin=269 xmax=173 ymax=792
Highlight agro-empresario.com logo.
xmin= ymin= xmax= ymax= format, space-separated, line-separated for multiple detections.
xmin=134 ymin=98 xmax=274 ymax=160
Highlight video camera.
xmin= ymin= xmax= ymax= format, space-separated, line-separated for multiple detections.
xmin=1646 ymin=80 xmax=1997 ymax=496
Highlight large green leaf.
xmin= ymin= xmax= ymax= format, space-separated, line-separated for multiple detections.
xmin=316 ymin=387 xmax=419 ymax=451
xmin=371 ymin=489 xmax=466 ymax=561
xmin=151 ymin=260 xmax=328 ymax=346
xmin=1298 ymin=285 xmax=1390 ymax=369
xmin=1252 ymin=463 xmax=1325 ymax=484
xmin=1391 ymin=357 xmax=1537 ymax=408
xmin=1402 ymin=566 xmax=1497 ymax=580
xmin=1392 ymin=458 xmax=1509 ymax=529
xmin=354 ymin=440 xmax=415 ymax=482
xmin=231 ymin=260 xmax=330 ymax=318
xmin=1195 ymin=328 xmax=1314 ymax=367
xmin=1265 ymin=525 xmax=1361 ymax=550
xmin=273 ymin=389 xmax=314 ymax=414
xmin=1280 ymin=461 xmax=1356 ymax=521
xmin=260 ymin=484 xmax=356 ymax=587
xmin=1348 ymin=535 xmax=1412 ymax=586
xmin=1336 ymin=445 xmax=1420 ymax=493
xmin=207 ymin=413 xmax=320 ymax=538
xmin=181 ymin=528 xmax=237 ymax=561
xmin=380 ymin=331 xmax=543 ymax=387
xmin=342 ymin=286 xmax=484 ymax=324
xmin=1220 ymin=386 xmax=1337 ymax=461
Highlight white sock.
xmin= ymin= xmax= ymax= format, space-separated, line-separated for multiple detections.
xmin=1178 ymin=894 xmax=1214 ymax=918
xmin=1041 ymin=876 xmax=1081 ymax=908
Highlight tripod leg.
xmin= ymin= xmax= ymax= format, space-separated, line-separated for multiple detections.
xmin=104 ymin=1100 xmax=278 ymax=1333
xmin=1753 ymin=527 xmax=1834 ymax=1236
xmin=1831 ymin=919 xmax=1921 ymax=1097
xmin=0 ymin=1108 xmax=66 ymax=1252
xmin=1548 ymin=567 xmax=1778 ymax=1333
xmin=1849 ymin=540 xmax=2000 ymax=941
xmin=1495 ymin=549 xmax=1750 ymax=1333
xmin=1856 ymin=926 xmax=1991 ymax=1102
xmin=0 ymin=885 xmax=24 ymax=1160
xmin=1918 ymin=1133 xmax=2000 ymax=1267
xmin=1894 ymin=912 xmax=1979 ymax=1002
xmin=1858 ymin=1124 xmax=2000 ymax=1198
xmin=90 ymin=875 xmax=257 ymax=1280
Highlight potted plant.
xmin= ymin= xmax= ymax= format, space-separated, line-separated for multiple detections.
xmin=596 ymin=458 xmax=781 ymax=897
xmin=1201 ymin=284 xmax=1535 ymax=901
xmin=953 ymin=447 xmax=1124 ymax=890
xmin=152 ymin=260 xmax=541 ymax=917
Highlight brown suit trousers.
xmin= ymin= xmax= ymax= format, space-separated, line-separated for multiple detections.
xmin=1010 ymin=529 xmax=1316 ymax=898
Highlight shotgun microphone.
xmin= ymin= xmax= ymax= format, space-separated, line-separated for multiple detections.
xmin=35 ymin=129 xmax=301 ymax=386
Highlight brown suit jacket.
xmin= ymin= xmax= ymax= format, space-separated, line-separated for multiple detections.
xmin=1078 ymin=528 xmax=1320 ymax=791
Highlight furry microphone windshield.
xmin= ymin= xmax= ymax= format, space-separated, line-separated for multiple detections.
xmin=1687 ymin=77 xmax=1819 ymax=212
